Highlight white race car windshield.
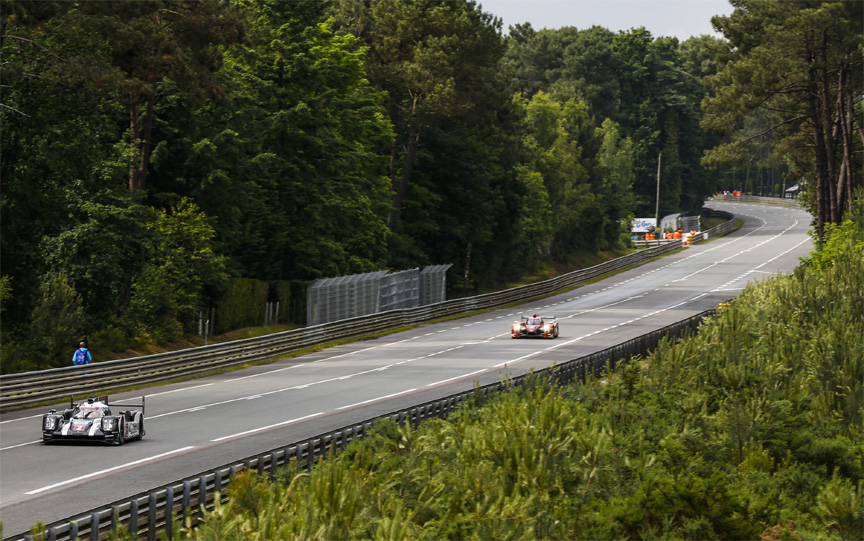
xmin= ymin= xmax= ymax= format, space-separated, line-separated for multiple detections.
xmin=72 ymin=407 xmax=105 ymax=419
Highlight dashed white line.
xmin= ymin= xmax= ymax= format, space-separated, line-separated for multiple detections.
xmin=147 ymin=384 xmax=215 ymax=396
xmin=211 ymin=413 xmax=325 ymax=441
xmin=337 ymin=390 xmax=417 ymax=410
xmin=25 ymin=447 xmax=196 ymax=494
xmin=1 ymin=440 xmax=41 ymax=450
xmin=427 ymin=371 xmax=487 ymax=387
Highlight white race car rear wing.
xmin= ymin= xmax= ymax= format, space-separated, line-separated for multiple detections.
xmin=70 ymin=395 xmax=145 ymax=414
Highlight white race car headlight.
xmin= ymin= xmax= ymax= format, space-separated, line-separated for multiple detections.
xmin=44 ymin=417 xmax=56 ymax=430
xmin=102 ymin=418 xmax=116 ymax=431
xmin=542 ymin=324 xmax=552 ymax=332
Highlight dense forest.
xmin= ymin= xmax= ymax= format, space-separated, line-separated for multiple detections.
xmin=164 ymin=205 xmax=860 ymax=540
xmin=1 ymin=0 xmax=861 ymax=371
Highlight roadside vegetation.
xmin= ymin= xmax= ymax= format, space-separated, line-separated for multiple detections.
xmin=169 ymin=206 xmax=863 ymax=539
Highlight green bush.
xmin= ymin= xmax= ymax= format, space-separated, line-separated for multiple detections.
xmin=213 ymin=279 xmax=269 ymax=334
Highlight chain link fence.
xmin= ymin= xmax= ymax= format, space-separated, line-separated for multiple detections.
xmin=678 ymin=215 xmax=700 ymax=232
xmin=307 ymin=265 xmax=452 ymax=326
xmin=379 ymin=268 xmax=419 ymax=313
xmin=420 ymin=264 xmax=452 ymax=306
xmin=306 ymin=271 xmax=388 ymax=326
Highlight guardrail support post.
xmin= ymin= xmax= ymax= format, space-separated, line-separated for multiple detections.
xmin=182 ymin=481 xmax=191 ymax=525
xmin=148 ymin=493 xmax=157 ymax=541
xmin=165 ymin=486 xmax=174 ymax=540
xmin=129 ymin=498 xmax=138 ymax=537
xmin=90 ymin=513 xmax=100 ymax=541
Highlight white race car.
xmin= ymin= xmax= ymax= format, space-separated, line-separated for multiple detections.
xmin=42 ymin=395 xmax=145 ymax=445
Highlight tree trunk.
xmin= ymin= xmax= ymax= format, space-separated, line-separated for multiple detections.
xmin=837 ymin=64 xmax=854 ymax=215
xmin=807 ymin=49 xmax=829 ymax=241
xmin=388 ymin=122 xmax=421 ymax=231
xmin=129 ymin=95 xmax=140 ymax=192
xmin=817 ymin=32 xmax=839 ymax=224
xmin=852 ymin=109 xmax=864 ymax=150
xmin=462 ymin=241 xmax=472 ymax=298
xmin=128 ymin=91 xmax=155 ymax=197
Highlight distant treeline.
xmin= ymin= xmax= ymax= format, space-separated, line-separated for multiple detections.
xmin=1 ymin=0 xmax=860 ymax=371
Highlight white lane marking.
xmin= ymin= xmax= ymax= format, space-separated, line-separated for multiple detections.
xmin=225 ymin=365 xmax=302 ymax=382
xmin=1 ymin=440 xmax=41 ymax=450
xmin=394 ymin=357 xmax=425 ymax=365
xmin=427 ymin=370 xmax=487 ymax=387
xmin=211 ymin=413 xmax=325 ymax=442
xmin=0 ymin=414 xmax=43 ymax=424
xmin=712 ymin=237 xmax=811 ymax=292
xmin=752 ymin=237 xmax=812 ymax=269
xmin=672 ymin=219 xmax=800 ymax=283
xmin=227 ymin=335 xmax=432 ymax=382
xmin=336 ymin=389 xmax=418 ymax=410
xmin=146 ymin=384 xmax=214 ymax=397
xmin=150 ymin=353 xmax=450 ymax=419
xmin=427 ymin=346 xmax=463 ymax=356
xmin=25 ymin=447 xmax=196 ymax=494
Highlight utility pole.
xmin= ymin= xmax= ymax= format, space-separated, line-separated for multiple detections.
xmin=655 ymin=152 xmax=662 ymax=231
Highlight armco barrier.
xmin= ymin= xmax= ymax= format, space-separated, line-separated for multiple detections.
xmin=0 ymin=242 xmax=682 ymax=412
xmin=9 ymin=310 xmax=715 ymax=541
xmin=709 ymin=194 xmax=803 ymax=208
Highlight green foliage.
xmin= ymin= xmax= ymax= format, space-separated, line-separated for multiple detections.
xmin=6 ymin=273 xmax=86 ymax=372
xmin=804 ymin=218 xmax=864 ymax=272
xmin=217 ymin=8 xmax=394 ymax=279
xmin=815 ymin=474 xmax=864 ymax=541
xmin=40 ymin=193 xmax=156 ymax=327
xmin=0 ymin=275 xmax=12 ymax=315
xmin=595 ymin=118 xmax=637 ymax=249
xmin=213 ymin=279 xmax=269 ymax=334
xmin=129 ymin=199 xmax=229 ymax=341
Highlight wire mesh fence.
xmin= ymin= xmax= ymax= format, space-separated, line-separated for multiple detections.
xmin=307 ymin=266 xmax=451 ymax=325
xmin=306 ymin=271 xmax=388 ymax=326
xmin=678 ymin=215 xmax=701 ymax=232
xmin=420 ymin=264 xmax=452 ymax=306
xmin=379 ymin=268 xmax=420 ymax=313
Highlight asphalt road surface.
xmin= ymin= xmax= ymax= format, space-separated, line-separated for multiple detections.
xmin=0 ymin=201 xmax=813 ymax=536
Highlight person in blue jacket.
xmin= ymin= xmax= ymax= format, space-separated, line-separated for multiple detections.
xmin=72 ymin=341 xmax=92 ymax=366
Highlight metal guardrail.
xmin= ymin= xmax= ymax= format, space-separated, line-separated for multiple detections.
xmin=696 ymin=208 xmax=737 ymax=241
xmin=0 ymin=242 xmax=682 ymax=412
xmin=709 ymin=194 xmax=803 ymax=208
xmin=10 ymin=310 xmax=716 ymax=541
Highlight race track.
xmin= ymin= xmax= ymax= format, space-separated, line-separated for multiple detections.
xmin=0 ymin=201 xmax=813 ymax=536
